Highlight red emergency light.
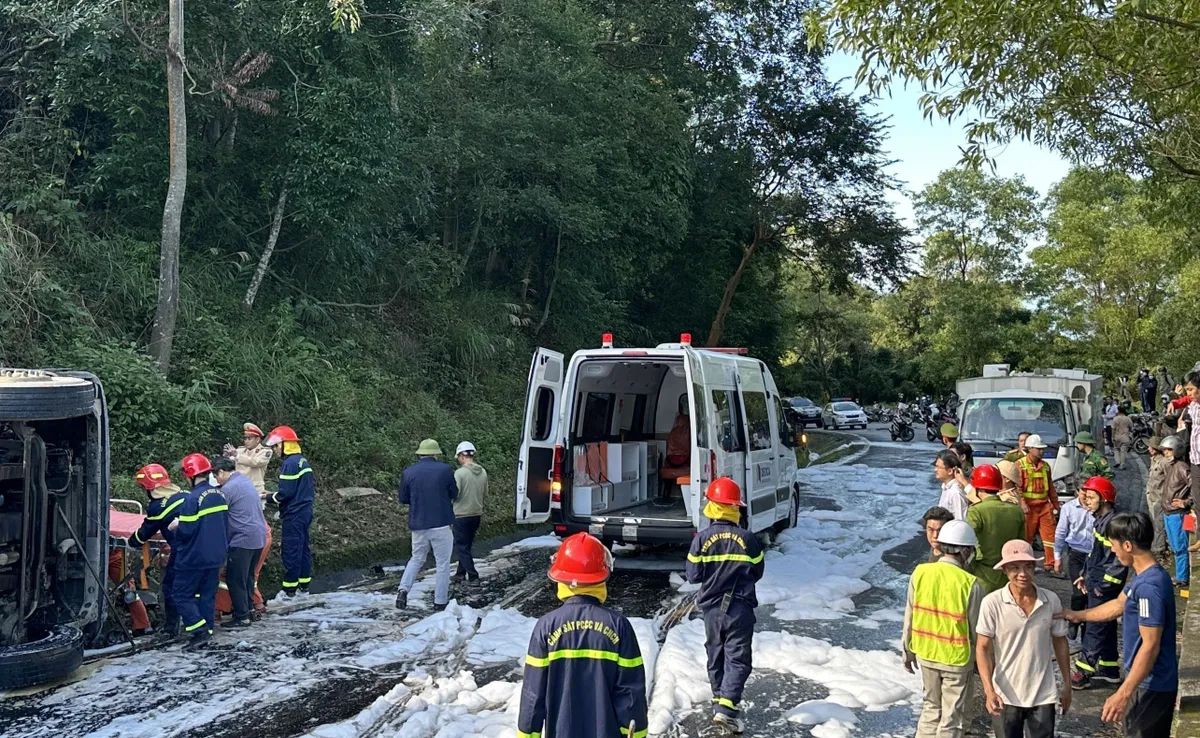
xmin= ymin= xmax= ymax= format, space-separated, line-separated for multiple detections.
xmin=601 ymin=333 xmax=614 ymax=349
xmin=680 ymin=333 xmax=692 ymax=346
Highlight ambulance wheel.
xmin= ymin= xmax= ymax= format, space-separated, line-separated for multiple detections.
xmin=773 ymin=489 xmax=799 ymax=534
xmin=0 ymin=625 xmax=85 ymax=690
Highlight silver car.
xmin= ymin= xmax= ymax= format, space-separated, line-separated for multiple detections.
xmin=822 ymin=401 xmax=868 ymax=430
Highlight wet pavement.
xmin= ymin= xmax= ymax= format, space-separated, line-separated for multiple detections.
xmin=0 ymin=426 xmax=1167 ymax=738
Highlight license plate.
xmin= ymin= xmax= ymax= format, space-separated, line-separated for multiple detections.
xmin=622 ymin=525 xmax=638 ymax=541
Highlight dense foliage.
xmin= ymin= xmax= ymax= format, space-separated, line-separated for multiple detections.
xmin=785 ymin=166 xmax=1200 ymax=404
xmin=0 ymin=0 xmax=906 ymax=505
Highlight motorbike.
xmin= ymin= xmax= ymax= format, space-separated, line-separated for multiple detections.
xmin=1130 ymin=412 xmax=1156 ymax=455
xmin=890 ymin=412 xmax=916 ymax=442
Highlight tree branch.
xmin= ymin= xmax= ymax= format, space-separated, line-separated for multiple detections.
xmin=1129 ymin=10 xmax=1200 ymax=32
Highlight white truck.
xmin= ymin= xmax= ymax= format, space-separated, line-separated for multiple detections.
xmin=514 ymin=334 xmax=802 ymax=547
xmin=955 ymin=364 xmax=1104 ymax=487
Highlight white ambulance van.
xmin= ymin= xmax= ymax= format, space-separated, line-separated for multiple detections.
xmin=514 ymin=334 xmax=802 ymax=546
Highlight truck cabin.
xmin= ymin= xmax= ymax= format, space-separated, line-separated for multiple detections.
xmin=959 ymin=395 xmax=1071 ymax=459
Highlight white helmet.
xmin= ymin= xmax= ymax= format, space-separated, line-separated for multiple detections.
xmin=455 ymin=441 xmax=477 ymax=456
xmin=1024 ymin=433 xmax=1048 ymax=449
xmin=936 ymin=520 xmax=978 ymax=547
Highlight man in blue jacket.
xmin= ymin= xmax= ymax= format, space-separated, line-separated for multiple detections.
xmin=131 ymin=463 xmax=187 ymax=637
xmin=172 ymin=453 xmax=229 ymax=650
xmin=265 ymin=425 xmax=315 ymax=597
xmin=395 ymin=439 xmax=457 ymax=611
xmin=518 ymin=532 xmax=647 ymax=738
xmin=687 ymin=477 xmax=765 ymax=734
xmin=1073 ymin=476 xmax=1127 ymax=690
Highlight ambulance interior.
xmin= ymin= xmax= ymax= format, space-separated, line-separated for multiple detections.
xmin=565 ymin=359 xmax=699 ymax=523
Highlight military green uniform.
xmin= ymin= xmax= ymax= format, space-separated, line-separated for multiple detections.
xmin=1079 ymin=449 xmax=1114 ymax=481
xmin=967 ymin=495 xmax=1027 ymax=592
xmin=1002 ymin=449 xmax=1025 ymax=463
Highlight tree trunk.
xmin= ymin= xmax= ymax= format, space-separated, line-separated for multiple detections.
xmin=243 ymin=186 xmax=289 ymax=312
xmin=148 ymin=0 xmax=187 ymax=372
xmin=535 ymin=229 xmax=563 ymax=334
xmin=705 ymin=230 xmax=762 ymax=347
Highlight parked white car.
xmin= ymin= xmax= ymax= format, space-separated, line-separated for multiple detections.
xmin=822 ymin=401 xmax=868 ymax=430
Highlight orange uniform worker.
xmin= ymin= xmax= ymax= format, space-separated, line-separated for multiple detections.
xmin=1017 ymin=434 xmax=1061 ymax=569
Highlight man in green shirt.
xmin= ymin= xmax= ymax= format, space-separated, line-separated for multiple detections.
xmin=1075 ymin=430 xmax=1113 ymax=483
xmin=967 ymin=464 xmax=1027 ymax=592
xmin=1002 ymin=431 xmax=1031 ymax=463
xmin=452 ymin=441 xmax=489 ymax=583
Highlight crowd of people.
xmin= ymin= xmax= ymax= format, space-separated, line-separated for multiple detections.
xmin=906 ymin=371 xmax=1200 ymax=738
xmin=117 ymin=426 xmax=490 ymax=650
xmin=107 ymin=373 xmax=1200 ymax=736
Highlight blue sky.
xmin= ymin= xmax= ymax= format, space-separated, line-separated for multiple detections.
xmin=825 ymin=52 xmax=1072 ymax=227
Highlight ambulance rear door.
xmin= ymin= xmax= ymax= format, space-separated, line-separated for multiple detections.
xmin=516 ymin=348 xmax=564 ymax=524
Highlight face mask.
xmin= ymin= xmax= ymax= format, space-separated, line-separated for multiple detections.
xmin=208 ymin=473 xmax=220 ymax=487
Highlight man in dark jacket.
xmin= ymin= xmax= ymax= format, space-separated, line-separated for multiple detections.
xmin=131 ymin=463 xmax=188 ymax=637
xmin=518 ymin=532 xmax=647 ymax=738
xmin=1073 ymin=476 xmax=1126 ymax=690
xmin=1159 ymin=435 xmax=1191 ymax=586
xmin=687 ymin=477 xmax=765 ymax=734
xmin=265 ymin=425 xmax=315 ymax=597
xmin=172 ymin=453 xmax=229 ymax=650
xmin=395 ymin=439 xmax=457 ymax=611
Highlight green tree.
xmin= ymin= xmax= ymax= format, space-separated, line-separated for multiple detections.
xmin=1031 ymin=168 xmax=1180 ymax=377
xmin=809 ymin=0 xmax=1200 ymax=178
xmin=915 ymin=167 xmax=1042 ymax=282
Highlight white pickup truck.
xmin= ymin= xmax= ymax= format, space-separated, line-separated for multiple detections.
xmin=955 ymin=364 xmax=1104 ymax=488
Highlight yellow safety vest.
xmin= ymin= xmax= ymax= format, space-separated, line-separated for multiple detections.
xmin=910 ymin=562 xmax=976 ymax=666
xmin=1018 ymin=457 xmax=1051 ymax=500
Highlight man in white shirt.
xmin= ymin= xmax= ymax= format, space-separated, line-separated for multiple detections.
xmin=977 ymin=540 xmax=1072 ymax=738
xmin=935 ymin=450 xmax=968 ymax=521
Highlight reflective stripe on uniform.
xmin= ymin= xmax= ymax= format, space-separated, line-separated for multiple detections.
xmin=1075 ymin=659 xmax=1095 ymax=673
xmin=185 ymin=618 xmax=207 ymax=632
xmin=298 ymin=577 xmax=312 ymax=584
xmin=713 ymin=697 xmax=739 ymax=710
xmin=177 ymin=504 xmax=230 ymax=523
xmin=1018 ymin=457 xmax=1051 ymax=499
xmin=146 ymin=498 xmax=186 ymax=521
xmin=1022 ymin=492 xmax=1048 ymax=500
xmin=1098 ymin=659 xmax=1121 ymax=668
xmin=516 ymin=732 xmax=541 ymax=738
xmin=1103 ymin=574 xmax=1122 ymax=584
xmin=282 ymin=580 xmax=299 ymax=588
xmin=1094 ymin=530 xmax=1112 ymax=547
xmin=620 ymin=726 xmax=648 ymax=738
xmin=686 ymin=552 xmax=765 ymax=565
xmin=280 ymin=467 xmax=313 ymax=481
xmin=524 ymin=649 xmax=644 ymax=669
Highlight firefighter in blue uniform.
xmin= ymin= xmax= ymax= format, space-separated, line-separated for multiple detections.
xmin=171 ymin=453 xmax=229 ymax=650
xmin=130 ymin=463 xmax=187 ymax=637
xmin=687 ymin=477 xmax=765 ymax=734
xmin=518 ymin=532 xmax=648 ymax=738
xmin=1072 ymin=475 xmax=1127 ymax=689
xmin=265 ymin=425 xmax=315 ymax=596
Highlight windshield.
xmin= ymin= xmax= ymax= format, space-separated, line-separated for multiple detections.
xmin=790 ymin=398 xmax=814 ymax=408
xmin=960 ymin=398 xmax=1069 ymax=447
xmin=832 ymin=402 xmax=859 ymax=412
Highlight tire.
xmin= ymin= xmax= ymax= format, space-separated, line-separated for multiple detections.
xmin=0 ymin=625 xmax=85 ymax=690
xmin=901 ymin=426 xmax=916 ymax=442
xmin=0 ymin=372 xmax=96 ymax=421
xmin=1134 ymin=437 xmax=1148 ymax=455
xmin=816 ymin=419 xmax=824 ymax=429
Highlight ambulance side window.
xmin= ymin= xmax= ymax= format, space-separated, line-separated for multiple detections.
xmin=711 ymin=389 xmax=745 ymax=453
xmin=532 ymin=387 xmax=555 ymax=441
xmin=692 ymin=383 xmax=709 ymax=448
xmin=743 ymin=391 xmax=772 ymax=451
xmin=773 ymin=395 xmax=794 ymax=448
